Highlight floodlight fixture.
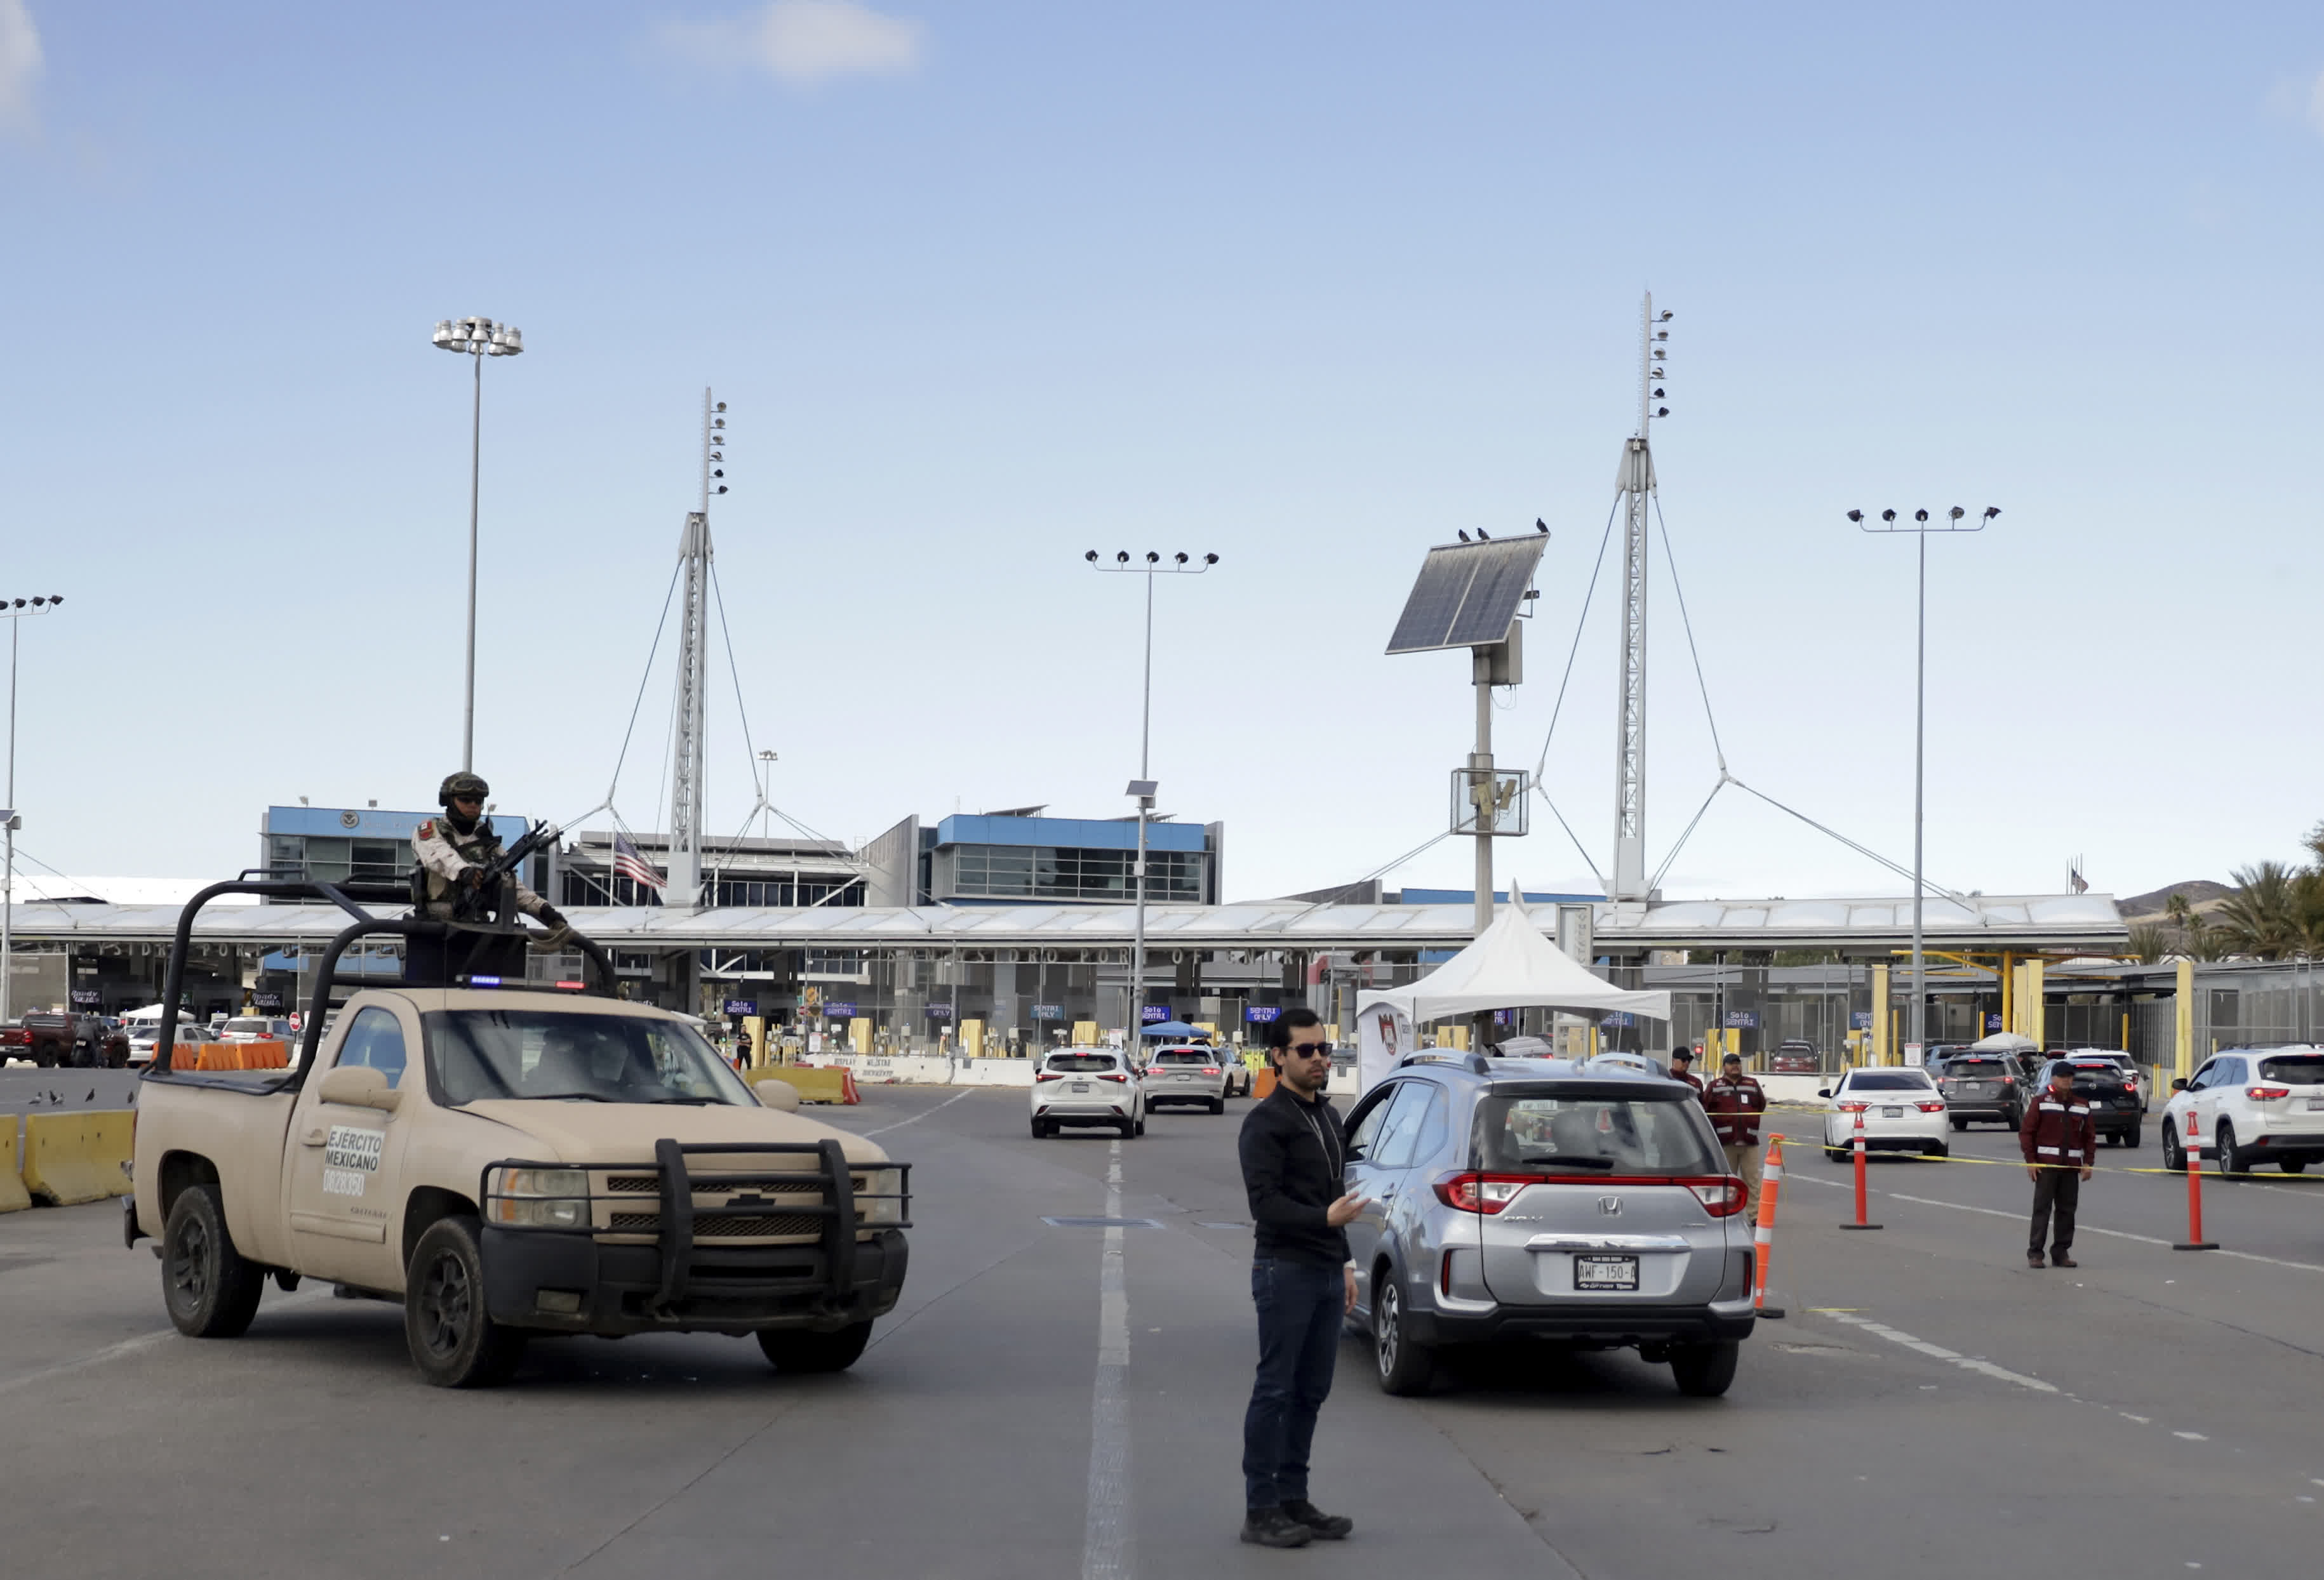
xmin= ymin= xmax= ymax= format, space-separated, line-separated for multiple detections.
xmin=1983 ymin=506 xmax=2001 ymax=520
xmin=1085 ymin=550 xmax=1099 ymax=562
xmin=1949 ymin=506 xmax=1965 ymax=521
xmin=1847 ymin=509 xmax=1864 ymax=522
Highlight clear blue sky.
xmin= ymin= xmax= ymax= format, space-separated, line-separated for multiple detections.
xmin=5 ymin=2 xmax=2321 ymax=904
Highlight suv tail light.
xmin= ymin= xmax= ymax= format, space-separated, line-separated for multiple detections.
xmin=2247 ymin=1085 xmax=2291 ymax=1101
xmin=1432 ymin=1172 xmax=1533 ymax=1214
xmin=1098 ymin=1072 xmax=1128 ymax=1084
xmin=1684 ymin=1178 xmax=1749 ymax=1218
xmin=1916 ymin=1100 xmax=1946 ymax=1113
xmin=1036 ymin=1071 xmax=1064 ymax=1082
xmin=1836 ymin=1101 xmax=1869 ymax=1113
xmin=1201 ymin=1066 xmax=1220 ymax=1076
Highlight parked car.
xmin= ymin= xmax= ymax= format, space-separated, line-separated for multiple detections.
xmin=1144 ymin=1044 xmax=1229 ymax=1113
xmin=128 ymin=1022 xmax=217 ymax=1068
xmin=2161 ymin=1046 xmax=2324 ymax=1176
xmin=1343 ymin=1052 xmax=1754 ymax=1398
xmin=1936 ymin=1052 xmax=2029 ymax=1130
xmin=2053 ymin=1047 xmax=2146 ymax=1111
xmin=217 ymin=1016 xmax=297 ymax=1045
xmin=1819 ymin=1067 xmax=1949 ymax=1160
xmin=1031 ymin=1048 xmax=1145 ymax=1139
xmin=1768 ymin=1040 xmax=1820 ymax=1073
xmin=2038 ymin=1056 xmax=2143 ymax=1148
xmin=1923 ymin=1044 xmax=1974 ymax=1077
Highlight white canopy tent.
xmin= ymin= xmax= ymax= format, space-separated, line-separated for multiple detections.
xmin=1353 ymin=900 xmax=1672 ymax=1091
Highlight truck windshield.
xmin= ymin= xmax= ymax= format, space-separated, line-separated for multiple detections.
xmin=422 ymin=1009 xmax=757 ymax=1108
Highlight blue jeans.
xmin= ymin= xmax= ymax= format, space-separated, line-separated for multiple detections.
xmin=1242 ymin=1257 xmax=1344 ymax=1509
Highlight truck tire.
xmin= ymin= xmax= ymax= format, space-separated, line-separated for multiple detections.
xmin=757 ymin=1320 xmax=872 ymax=1374
xmin=162 ymin=1184 xmax=265 ymax=1338
xmin=405 ymin=1216 xmax=526 ymax=1388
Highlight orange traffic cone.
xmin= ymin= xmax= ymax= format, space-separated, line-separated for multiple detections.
xmin=1751 ymin=1134 xmax=1786 ymax=1319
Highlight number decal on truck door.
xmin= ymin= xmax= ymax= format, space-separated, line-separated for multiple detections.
xmin=323 ymin=1125 xmax=384 ymax=1196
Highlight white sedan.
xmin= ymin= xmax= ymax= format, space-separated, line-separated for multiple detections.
xmin=1820 ymin=1066 xmax=1951 ymax=1161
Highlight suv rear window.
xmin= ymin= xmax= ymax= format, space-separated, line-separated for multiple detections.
xmin=1152 ymin=1051 xmax=1213 ymax=1066
xmin=2257 ymin=1054 xmax=2324 ymax=1085
xmin=1473 ymin=1094 xmax=1723 ymax=1175
xmin=1946 ymin=1058 xmax=2006 ymax=1073
xmin=1045 ymin=1054 xmax=1118 ymax=1073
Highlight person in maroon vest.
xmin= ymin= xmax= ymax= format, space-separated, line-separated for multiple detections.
xmin=1667 ymin=1046 xmax=1705 ymax=1095
xmin=2020 ymin=1063 xmax=2097 ymax=1268
xmin=1702 ymin=1053 xmax=1766 ymax=1216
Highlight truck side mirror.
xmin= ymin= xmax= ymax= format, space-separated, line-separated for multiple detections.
xmin=316 ymin=1064 xmax=402 ymax=1113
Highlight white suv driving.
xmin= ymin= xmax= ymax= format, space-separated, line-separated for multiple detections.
xmin=2162 ymin=1046 xmax=2324 ymax=1176
xmin=1031 ymin=1049 xmax=1145 ymax=1139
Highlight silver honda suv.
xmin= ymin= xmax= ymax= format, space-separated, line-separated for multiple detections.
xmin=1344 ymin=1052 xmax=1756 ymax=1397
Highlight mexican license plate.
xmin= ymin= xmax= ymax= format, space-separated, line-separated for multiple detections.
xmin=2307 ymin=1098 xmax=2324 ymax=1111
xmin=1575 ymin=1254 xmax=1639 ymax=1291
xmin=1071 ymin=1082 xmax=1089 ymax=1093
xmin=1881 ymin=1106 xmax=1904 ymax=1118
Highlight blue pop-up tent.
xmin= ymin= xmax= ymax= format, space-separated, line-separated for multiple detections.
xmin=1140 ymin=1019 xmax=1207 ymax=1040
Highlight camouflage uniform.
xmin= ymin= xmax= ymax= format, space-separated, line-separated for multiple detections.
xmin=411 ymin=814 xmax=553 ymax=922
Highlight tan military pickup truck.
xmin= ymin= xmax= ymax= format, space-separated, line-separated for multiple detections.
xmin=126 ymin=875 xmax=911 ymax=1388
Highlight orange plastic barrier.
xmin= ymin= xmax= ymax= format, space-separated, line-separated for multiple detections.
xmin=1252 ymin=1067 xmax=1278 ymax=1099
xmin=1751 ymin=1135 xmax=1785 ymax=1318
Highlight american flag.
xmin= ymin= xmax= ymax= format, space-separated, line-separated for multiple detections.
xmin=612 ymin=830 xmax=665 ymax=891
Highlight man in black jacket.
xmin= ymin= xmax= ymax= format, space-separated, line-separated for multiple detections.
xmin=1238 ymin=1007 xmax=1368 ymax=1549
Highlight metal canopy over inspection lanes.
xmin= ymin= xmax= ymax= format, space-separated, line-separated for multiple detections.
xmin=0 ymin=891 xmax=2125 ymax=954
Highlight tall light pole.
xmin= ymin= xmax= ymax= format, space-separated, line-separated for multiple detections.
xmin=0 ymin=595 xmax=62 ymax=1026
xmin=431 ymin=315 xmax=525 ymax=773
xmin=1086 ymin=549 xmax=1219 ymax=1044
xmin=1852 ymin=505 xmax=1998 ymax=1061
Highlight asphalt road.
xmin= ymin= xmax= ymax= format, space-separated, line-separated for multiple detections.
xmin=3 ymin=1087 xmax=2321 ymax=1579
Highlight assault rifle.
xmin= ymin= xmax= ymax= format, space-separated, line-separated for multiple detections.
xmin=451 ymin=819 xmax=562 ymax=925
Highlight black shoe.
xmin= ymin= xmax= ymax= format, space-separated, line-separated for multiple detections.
xmin=1240 ymin=1508 xmax=1314 ymax=1548
xmin=1282 ymin=1500 xmax=1353 ymax=1540
xmin=2052 ymin=1252 xmax=2078 ymax=1268
xmin=2026 ymin=1252 xmax=2045 ymax=1269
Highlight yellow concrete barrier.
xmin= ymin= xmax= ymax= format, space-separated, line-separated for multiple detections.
xmin=21 ymin=1110 xmax=135 ymax=1205
xmin=0 ymin=1119 xmax=30 ymax=1213
xmin=745 ymin=1065 xmax=850 ymax=1105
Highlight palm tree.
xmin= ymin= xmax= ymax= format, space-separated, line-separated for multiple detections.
xmin=2215 ymin=862 xmax=2306 ymax=960
xmin=2125 ymin=923 xmax=2170 ymax=965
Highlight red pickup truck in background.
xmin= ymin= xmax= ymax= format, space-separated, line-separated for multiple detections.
xmin=1 ymin=1012 xmax=130 ymax=1068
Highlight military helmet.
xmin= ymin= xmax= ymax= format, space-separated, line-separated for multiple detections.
xmin=438 ymin=771 xmax=490 ymax=806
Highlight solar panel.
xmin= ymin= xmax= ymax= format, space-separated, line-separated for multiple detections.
xmin=1384 ymin=538 xmax=1546 ymax=654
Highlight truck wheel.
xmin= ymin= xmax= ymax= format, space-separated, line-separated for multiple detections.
xmin=757 ymin=1320 xmax=872 ymax=1374
xmin=162 ymin=1184 xmax=265 ymax=1338
xmin=405 ymin=1216 xmax=526 ymax=1388
xmin=1671 ymin=1338 xmax=1740 ymax=1397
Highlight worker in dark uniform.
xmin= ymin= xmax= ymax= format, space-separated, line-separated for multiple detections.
xmin=2020 ymin=1063 xmax=2097 ymax=1268
xmin=1667 ymin=1046 xmax=1704 ymax=1095
xmin=1702 ymin=1052 xmax=1767 ymax=1218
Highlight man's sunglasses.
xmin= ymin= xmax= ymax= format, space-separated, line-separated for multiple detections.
xmin=1286 ymin=1042 xmax=1333 ymax=1058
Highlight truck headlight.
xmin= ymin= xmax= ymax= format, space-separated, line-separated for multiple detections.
xmin=488 ymin=1166 xmax=590 ymax=1229
xmin=853 ymin=1168 xmax=905 ymax=1226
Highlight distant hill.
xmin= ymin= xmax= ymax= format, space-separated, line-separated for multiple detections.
xmin=2115 ymin=879 xmax=2234 ymax=921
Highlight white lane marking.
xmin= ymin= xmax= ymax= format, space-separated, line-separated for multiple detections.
xmin=2121 ymin=1412 xmax=2152 ymax=1424
xmin=1824 ymin=1311 xmax=2058 ymax=1393
xmin=2174 ymin=1431 xmax=2209 ymax=1442
xmin=860 ymin=1087 xmax=977 ymax=1138
xmin=1877 ymin=1191 xmax=2324 ymax=1274
xmin=0 ymin=1287 xmax=331 ymax=1399
xmin=1084 ymin=1139 xmax=1132 ymax=1579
